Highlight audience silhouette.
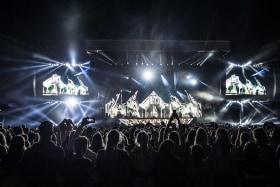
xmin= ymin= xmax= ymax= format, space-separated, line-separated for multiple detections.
xmin=0 ymin=113 xmax=279 ymax=187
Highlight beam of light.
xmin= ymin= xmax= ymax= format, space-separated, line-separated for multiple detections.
xmin=226 ymin=62 xmax=235 ymax=75
xmin=190 ymin=54 xmax=207 ymax=65
xmin=243 ymin=60 xmax=252 ymax=67
xmin=131 ymin=78 xmax=142 ymax=85
xmin=251 ymin=69 xmax=266 ymax=77
xmin=248 ymin=102 xmax=261 ymax=113
xmin=178 ymin=53 xmax=199 ymax=66
xmin=13 ymin=64 xmax=61 ymax=85
xmin=43 ymin=102 xmax=63 ymax=118
xmin=74 ymin=64 xmax=90 ymax=76
xmin=241 ymin=111 xmax=258 ymax=125
xmin=258 ymin=116 xmax=278 ymax=124
xmin=5 ymin=102 xmax=49 ymax=115
xmin=80 ymin=100 xmax=99 ymax=104
xmin=0 ymin=56 xmax=56 ymax=66
xmin=273 ymin=70 xmax=277 ymax=99
xmin=79 ymin=103 xmax=97 ymax=111
xmin=173 ymin=72 xmax=178 ymax=89
xmin=98 ymin=51 xmax=115 ymax=64
xmin=81 ymin=61 xmax=90 ymax=66
xmin=176 ymin=90 xmax=187 ymax=101
xmin=69 ymin=49 xmax=76 ymax=67
xmin=1 ymin=64 xmax=51 ymax=73
xmin=122 ymin=89 xmax=131 ymax=93
xmin=253 ymin=101 xmax=278 ymax=115
xmin=121 ymin=75 xmax=129 ymax=80
xmin=161 ymin=75 xmax=169 ymax=87
xmin=5 ymin=102 xmax=56 ymax=123
xmin=96 ymin=56 xmax=113 ymax=65
xmin=62 ymin=105 xmax=70 ymax=119
xmin=32 ymin=53 xmax=61 ymax=64
xmin=257 ymin=114 xmax=277 ymax=124
xmin=219 ymin=101 xmax=233 ymax=114
xmin=77 ymin=104 xmax=87 ymax=119
xmin=198 ymin=52 xmax=214 ymax=66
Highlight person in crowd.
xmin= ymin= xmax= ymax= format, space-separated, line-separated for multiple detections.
xmin=210 ymin=127 xmax=239 ymax=187
xmin=129 ymin=130 xmax=157 ymax=187
xmin=252 ymin=127 xmax=276 ymax=167
xmin=237 ymin=131 xmax=251 ymax=159
xmin=0 ymin=131 xmax=8 ymax=161
xmin=91 ymin=131 xmax=105 ymax=154
xmin=164 ymin=110 xmax=186 ymax=161
xmin=0 ymin=135 xmax=26 ymax=186
xmin=96 ymin=129 xmax=131 ymax=187
xmin=154 ymin=139 xmax=184 ymax=187
xmin=185 ymin=129 xmax=196 ymax=161
xmin=193 ymin=127 xmax=212 ymax=160
xmin=186 ymin=144 xmax=213 ymax=187
xmin=271 ymin=127 xmax=280 ymax=151
xmin=150 ymin=129 xmax=160 ymax=151
xmin=21 ymin=121 xmax=65 ymax=187
xmin=63 ymin=136 xmax=96 ymax=187
xmin=237 ymin=141 xmax=267 ymax=187
xmin=252 ymin=127 xmax=277 ymax=185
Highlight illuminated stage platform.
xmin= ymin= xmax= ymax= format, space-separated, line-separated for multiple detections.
xmin=118 ymin=117 xmax=194 ymax=126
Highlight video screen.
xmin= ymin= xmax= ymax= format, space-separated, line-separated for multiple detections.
xmin=42 ymin=73 xmax=89 ymax=96
xmin=37 ymin=62 xmax=91 ymax=97
xmin=225 ymin=62 xmax=269 ymax=96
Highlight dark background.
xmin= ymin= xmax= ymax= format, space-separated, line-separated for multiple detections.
xmin=0 ymin=0 xmax=280 ymax=125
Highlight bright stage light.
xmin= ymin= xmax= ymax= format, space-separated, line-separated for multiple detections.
xmin=190 ymin=79 xmax=197 ymax=85
xmin=143 ymin=70 xmax=153 ymax=81
xmin=65 ymin=98 xmax=79 ymax=106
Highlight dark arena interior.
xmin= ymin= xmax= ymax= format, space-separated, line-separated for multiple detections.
xmin=1 ymin=1 xmax=280 ymax=187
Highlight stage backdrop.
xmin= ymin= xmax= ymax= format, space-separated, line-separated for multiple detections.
xmin=105 ymin=90 xmax=202 ymax=120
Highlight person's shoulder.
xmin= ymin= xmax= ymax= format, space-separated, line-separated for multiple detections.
xmin=96 ymin=148 xmax=106 ymax=157
xmin=117 ymin=148 xmax=129 ymax=156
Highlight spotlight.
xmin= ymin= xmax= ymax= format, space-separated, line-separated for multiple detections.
xmin=190 ymin=79 xmax=197 ymax=85
xmin=143 ymin=70 xmax=153 ymax=81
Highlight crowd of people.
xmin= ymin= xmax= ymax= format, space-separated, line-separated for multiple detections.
xmin=0 ymin=112 xmax=280 ymax=187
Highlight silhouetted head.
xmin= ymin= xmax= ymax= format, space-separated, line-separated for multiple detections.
xmin=243 ymin=141 xmax=259 ymax=161
xmin=169 ymin=131 xmax=180 ymax=146
xmin=191 ymin=144 xmax=204 ymax=164
xmin=12 ymin=126 xmax=23 ymax=135
xmin=253 ymin=127 xmax=268 ymax=147
xmin=215 ymin=127 xmax=231 ymax=154
xmin=185 ymin=129 xmax=196 ymax=146
xmin=91 ymin=132 xmax=104 ymax=151
xmin=159 ymin=139 xmax=175 ymax=157
xmin=240 ymin=132 xmax=251 ymax=146
xmin=39 ymin=121 xmax=54 ymax=140
xmin=9 ymin=135 xmax=25 ymax=154
xmin=74 ymin=136 xmax=89 ymax=156
xmin=136 ymin=131 xmax=148 ymax=148
xmin=194 ymin=127 xmax=208 ymax=146
xmin=106 ymin=129 xmax=120 ymax=149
